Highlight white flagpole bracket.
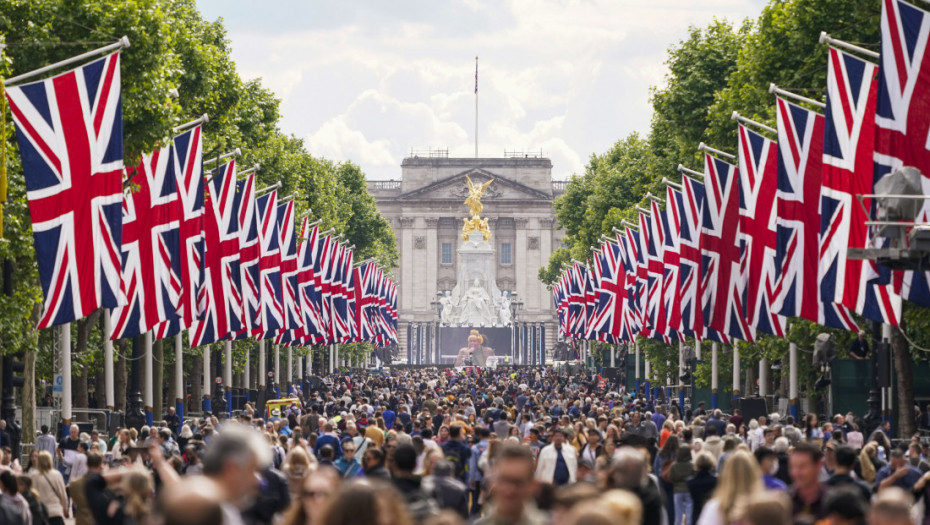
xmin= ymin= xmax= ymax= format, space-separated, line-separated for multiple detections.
xmin=635 ymin=205 xmax=651 ymax=215
xmin=769 ymin=83 xmax=826 ymax=109
xmin=644 ymin=192 xmax=665 ymax=204
xmin=203 ymin=148 xmax=241 ymax=165
xmin=820 ymin=32 xmax=880 ymax=60
xmin=662 ymin=177 xmax=683 ymax=190
xmin=731 ymin=111 xmax=777 ymax=135
xmin=4 ymin=37 xmax=130 ymax=87
xmin=699 ymin=142 xmax=736 ymax=161
xmin=677 ymin=164 xmax=704 ymax=179
xmin=255 ymin=180 xmax=280 ymax=196
xmin=620 ymin=220 xmax=639 ymax=230
xmin=173 ymin=114 xmax=209 ymax=134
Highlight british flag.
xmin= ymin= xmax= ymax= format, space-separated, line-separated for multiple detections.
xmin=354 ymin=262 xmax=377 ymax=342
xmin=111 ymin=146 xmax=180 ymax=339
xmin=256 ymin=190 xmax=284 ymax=338
xmin=297 ymin=223 xmax=326 ymax=344
xmin=701 ymin=154 xmax=753 ymax=341
xmin=235 ymin=173 xmax=261 ymax=339
xmin=153 ymin=126 xmax=204 ymax=339
xmin=6 ymin=53 xmax=125 ymax=328
xmin=661 ymin=188 xmax=683 ymax=342
xmin=588 ymin=242 xmax=625 ymax=343
xmin=619 ymin=229 xmax=643 ymax=340
xmin=554 ymin=273 xmax=569 ymax=337
xmin=874 ymin=0 xmax=930 ymax=305
xmin=678 ymin=176 xmax=705 ymax=339
xmin=773 ymin=97 xmax=857 ymax=330
xmin=822 ymin=47 xmax=902 ymax=325
xmin=737 ymin=125 xmax=786 ymax=337
xmin=639 ymin=211 xmax=661 ymax=341
xmin=567 ymin=263 xmax=588 ymax=338
xmin=277 ymin=201 xmax=303 ymax=334
xmin=190 ymin=160 xmax=243 ymax=346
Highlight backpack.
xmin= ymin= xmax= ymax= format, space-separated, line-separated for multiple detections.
xmin=442 ymin=441 xmax=469 ymax=481
xmin=403 ymin=484 xmax=440 ymax=523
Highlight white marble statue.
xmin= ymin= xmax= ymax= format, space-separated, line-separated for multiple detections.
xmin=461 ymin=278 xmax=494 ymax=324
xmin=439 ymin=291 xmax=454 ymax=325
xmin=499 ymin=291 xmax=513 ymax=326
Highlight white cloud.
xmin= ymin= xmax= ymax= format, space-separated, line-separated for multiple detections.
xmin=197 ymin=0 xmax=768 ymax=180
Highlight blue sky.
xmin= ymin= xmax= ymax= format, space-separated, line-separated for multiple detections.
xmin=195 ymin=0 xmax=768 ymax=180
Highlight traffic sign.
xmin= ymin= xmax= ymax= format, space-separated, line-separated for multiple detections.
xmin=267 ymin=371 xmax=275 ymax=378
xmin=215 ymin=376 xmax=223 ymax=384
xmin=52 ymin=375 xmax=63 ymax=392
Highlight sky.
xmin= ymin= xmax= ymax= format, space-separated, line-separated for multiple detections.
xmin=195 ymin=0 xmax=768 ymax=180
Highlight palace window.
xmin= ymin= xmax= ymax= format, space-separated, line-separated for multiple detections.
xmin=441 ymin=243 xmax=453 ymax=265
xmin=501 ymin=243 xmax=512 ymax=265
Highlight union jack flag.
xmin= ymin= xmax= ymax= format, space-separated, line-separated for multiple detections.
xmin=354 ymin=262 xmax=377 ymax=342
xmin=297 ymin=223 xmax=326 ymax=344
xmin=235 ymin=174 xmax=261 ymax=339
xmin=567 ymin=263 xmax=588 ymax=338
xmin=190 ymin=161 xmax=243 ymax=346
xmin=111 ymin=146 xmax=180 ymax=339
xmin=661 ymin=188 xmax=683 ymax=342
xmin=700 ymin=154 xmax=753 ymax=342
xmin=153 ymin=126 xmax=204 ymax=339
xmin=256 ymin=190 xmax=284 ymax=337
xmin=773 ymin=97 xmax=857 ymax=330
xmin=277 ymin=201 xmax=303 ymax=334
xmin=554 ymin=273 xmax=569 ymax=337
xmin=5 ymin=53 xmax=125 ymax=328
xmin=588 ymin=242 xmax=624 ymax=343
xmin=678 ymin=176 xmax=705 ymax=338
xmin=874 ymin=0 xmax=930 ymax=305
xmin=822 ymin=47 xmax=902 ymax=325
xmin=619 ymin=228 xmax=643 ymax=340
xmin=737 ymin=125 xmax=786 ymax=337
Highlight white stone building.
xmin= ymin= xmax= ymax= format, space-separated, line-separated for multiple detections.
xmin=368 ymin=153 xmax=565 ymax=359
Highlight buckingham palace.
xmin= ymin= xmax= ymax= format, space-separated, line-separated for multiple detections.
xmin=368 ymin=151 xmax=566 ymax=363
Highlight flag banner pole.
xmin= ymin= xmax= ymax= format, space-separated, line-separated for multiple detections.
xmin=4 ymin=37 xmax=130 ymax=86
xmin=661 ymin=177 xmax=683 ymax=190
xmin=769 ymin=83 xmax=826 ymax=109
xmin=677 ymin=164 xmax=704 ymax=178
xmin=731 ymin=111 xmax=777 ymax=134
xmin=819 ymin=32 xmax=880 ymax=60
xmin=698 ymin=142 xmax=736 ymax=161
xmin=255 ymin=181 xmax=281 ymax=196
xmin=644 ymin=192 xmax=665 ymax=204
xmin=203 ymin=148 xmax=241 ymax=165
xmin=172 ymin=114 xmax=209 ymax=134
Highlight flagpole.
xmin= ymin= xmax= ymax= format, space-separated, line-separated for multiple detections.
xmin=475 ymin=56 xmax=478 ymax=158
xmin=174 ymin=333 xmax=184 ymax=419
xmin=172 ymin=114 xmax=209 ymax=134
xmin=225 ymin=340 xmax=232 ymax=418
xmin=202 ymin=348 xmax=211 ymax=414
xmin=103 ymin=312 xmax=114 ymax=410
xmin=4 ymin=37 xmax=130 ymax=86
xmin=61 ymin=324 xmax=72 ymax=427
xmin=144 ymin=332 xmax=153 ymax=426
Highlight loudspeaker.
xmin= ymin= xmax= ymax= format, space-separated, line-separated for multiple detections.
xmin=738 ymin=397 xmax=768 ymax=421
xmin=876 ymin=341 xmax=891 ymax=388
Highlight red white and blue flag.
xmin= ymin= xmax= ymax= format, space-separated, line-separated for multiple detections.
xmin=256 ymin=190 xmax=284 ymax=337
xmin=190 ymin=160 xmax=243 ymax=345
xmin=700 ymin=153 xmax=753 ymax=341
xmin=277 ymin=201 xmax=303 ymax=334
xmin=773 ymin=97 xmax=857 ymax=330
xmin=111 ymin=147 xmax=180 ymax=339
xmin=5 ymin=52 xmax=125 ymax=328
xmin=821 ymin=47 xmax=901 ymax=325
xmin=236 ymin=174 xmax=262 ymax=339
xmin=154 ymin=126 xmax=204 ymax=339
xmin=660 ymin=189 xmax=683 ymax=343
xmin=737 ymin=125 xmax=786 ymax=337
xmin=874 ymin=0 xmax=930 ymax=305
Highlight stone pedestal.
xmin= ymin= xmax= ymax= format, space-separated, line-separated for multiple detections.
xmin=440 ymin=232 xmax=511 ymax=326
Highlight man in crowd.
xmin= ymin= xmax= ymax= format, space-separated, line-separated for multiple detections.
xmin=535 ymin=427 xmax=576 ymax=486
xmin=476 ymin=444 xmax=545 ymax=525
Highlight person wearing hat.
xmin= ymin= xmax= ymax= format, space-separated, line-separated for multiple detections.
xmin=535 ymin=427 xmax=576 ymax=487
xmin=850 ymin=330 xmax=870 ymax=360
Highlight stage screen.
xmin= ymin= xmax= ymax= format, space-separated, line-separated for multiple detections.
xmin=438 ymin=327 xmax=512 ymax=366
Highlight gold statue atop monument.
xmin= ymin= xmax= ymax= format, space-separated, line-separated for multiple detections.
xmin=462 ymin=175 xmax=494 ymax=241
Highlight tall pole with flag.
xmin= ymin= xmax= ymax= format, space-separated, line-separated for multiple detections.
xmin=475 ymin=56 xmax=478 ymax=158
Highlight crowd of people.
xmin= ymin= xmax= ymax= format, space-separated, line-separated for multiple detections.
xmin=0 ymin=365 xmax=925 ymax=525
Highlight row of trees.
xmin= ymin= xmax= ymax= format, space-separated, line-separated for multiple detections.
xmin=0 ymin=0 xmax=398 ymax=418
xmin=539 ymin=0 xmax=929 ymax=435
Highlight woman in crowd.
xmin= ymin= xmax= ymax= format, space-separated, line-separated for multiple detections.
xmin=696 ymin=450 xmax=763 ymax=525
xmin=30 ymin=451 xmax=68 ymax=525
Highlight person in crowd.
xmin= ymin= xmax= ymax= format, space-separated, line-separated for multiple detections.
xmin=535 ymin=427 xmax=577 ymax=487
xmin=825 ymin=445 xmax=872 ymax=502
xmin=754 ymin=447 xmax=787 ymax=491
xmin=334 ymin=440 xmax=362 ymax=477
xmin=696 ymin=450 xmax=762 ymax=525
xmin=30 ymin=451 xmax=67 ymax=525
xmin=688 ymin=451 xmax=718 ymax=525
xmin=789 ymin=442 xmax=828 ymax=523
xmin=739 ymin=491 xmax=792 ymax=525
xmin=869 ymin=487 xmax=915 ymax=525
xmin=0 ymin=471 xmax=31 ymax=525
xmin=202 ymin=423 xmax=272 ymax=525
xmin=284 ymin=466 xmax=341 ymax=525
xmin=57 ymin=424 xmax=81 ymax=484
xmin=476 ymin=443 xmax=546 ymax=525
xmin=34 ymin=425 xmax=56 ymax=458
xmin=876 ymin=448 xmax=923 ymax=493
xmin=362 ymin=446 xmax=390 ymax=479
xmin=669 ymin=444 xmax=695 ymax=525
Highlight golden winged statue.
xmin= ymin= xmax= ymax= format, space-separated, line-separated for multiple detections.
xmin=462 ymin=175 xmax=494 ymax=241
xmin=464 ymin=175 xmax=494 ymax=218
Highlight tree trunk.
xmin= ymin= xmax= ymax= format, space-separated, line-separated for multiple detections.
xmin=115 ymin=340 xmax=127 ymax=412
xmin=73 ymin=361 xmax=88 ymax=410
xmin=165 ymin=343 xmax=176 ymax=416
xmin=71 ymin=310 xmax=101 ymax=410
xmin=153 ymin=339 xmax=164 ymax=421
xmin=191 ymin=355 xmax=202 ymax=415
xmin=893 ymin=327 xmax=916 ymax=439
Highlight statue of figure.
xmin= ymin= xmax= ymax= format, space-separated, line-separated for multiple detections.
xmin=461 ymin=278 xmax=493 ymax=323
xmin=499 ymin=291 xmax=512 ymax=325
xmin=439 ymin=291 xmax=454 ymax=324
xmin=464 ymin=174 xmax=494 ymax=218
